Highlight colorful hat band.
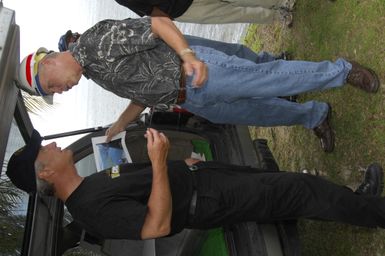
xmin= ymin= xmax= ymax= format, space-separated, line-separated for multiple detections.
xmin=25 ymin=54 xmax=33 ymax=88
xmin=27 ymin=50 xmax=48 ymax=96
xmin=35 ymin=73 xmax=47 ymax=96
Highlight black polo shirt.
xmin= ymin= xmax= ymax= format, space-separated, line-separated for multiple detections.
xmin=115 ymin=0 xmax=193 ymax=18
xmin=65 ymin=161 xmax=193 ymax=240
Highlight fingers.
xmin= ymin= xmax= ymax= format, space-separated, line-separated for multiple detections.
xmin=105 ymin=128 xmax=112 ymax=143
xmin=183 ymin=60 xmax=208 ymax=87
xmin=192 ymin=61 xmax=207 ymax=87
xmin=146 ymin=128 xmax=169 ymax=147
xmin=105 ymin=123 xmax=124 ymax=142
xmin=146 ymin=128 xmax=168 ymax=141
xmin=184 ymin=63 xmax=194 ymax=77
xmin=184 ymin=158 xmax=201 ymax=166
xmin=159 ymin=131 xmax=169 ymax=147
xmin=146 ymin=129 xmax=169 ymax=163
xmin=146 ymin=128 xmax=154 ymax=148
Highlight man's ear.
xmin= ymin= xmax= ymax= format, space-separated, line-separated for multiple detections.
xmin=40 ymin=57 xmax=55 ymax=66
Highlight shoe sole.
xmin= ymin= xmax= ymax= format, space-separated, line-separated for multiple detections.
xmin=367 ymin=68 xmax=380 ymax=93
xmin=368 ymin=163 xmax=384 ymax=196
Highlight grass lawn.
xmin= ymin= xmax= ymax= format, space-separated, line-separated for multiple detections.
xmin=242 ymin=0 xmax=385 ymax=255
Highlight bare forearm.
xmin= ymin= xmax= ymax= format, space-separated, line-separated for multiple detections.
xmin=150 ymin=12 xmax=207 ymax=86
xmin=106 ymin=101 xmax=146 ymax=142
xmin=118 ymin=101 xmax=145 ymax=126
xmin=151 ymin=8 xmax=189 ymax=57
xmin=141 ymin=129 xmax=172 ymax=239
xmin=142 ymin=162 xmax=172 ymax=239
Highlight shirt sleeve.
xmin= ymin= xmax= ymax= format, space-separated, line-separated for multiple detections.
xmin=73 ymin=17 xmax=160 ymax=67
xmin=115 ymin=0 xmax=153 ymax=16
xmin=95 ymin=199 xmax=148 ymax=240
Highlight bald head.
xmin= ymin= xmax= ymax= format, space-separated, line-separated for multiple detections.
xmin=38 ymin=51 xmax=83 ymax=94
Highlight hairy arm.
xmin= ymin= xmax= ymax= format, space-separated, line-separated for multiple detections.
xmin=141 ymin=128 xmax=172 ymax=239
xmin=105 ymin=101 xmax=145 ymax=142
xmin=150 ymin=7 xmax=207 ymax=87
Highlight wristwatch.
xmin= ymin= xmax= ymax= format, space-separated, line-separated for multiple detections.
xmin=179 ymin=48 xmax=195 ymax=57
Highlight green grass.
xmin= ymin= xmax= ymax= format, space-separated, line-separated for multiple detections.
xmin=243 ymin=0 xmax=385 ymax=255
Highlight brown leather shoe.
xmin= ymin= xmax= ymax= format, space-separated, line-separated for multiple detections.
xmin=313 ymin=104 xmax=335 ymax=153
xmin=347 ymin=61 xmax=380 ymax=93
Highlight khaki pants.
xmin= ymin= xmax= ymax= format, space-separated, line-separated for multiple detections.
xmin=175 ymin=0 xmax=288 ymax=24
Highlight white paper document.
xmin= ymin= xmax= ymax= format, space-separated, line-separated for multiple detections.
xmin=91 ymin=131 xmax=132 ymax=172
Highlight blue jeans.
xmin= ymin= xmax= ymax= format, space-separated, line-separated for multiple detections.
xmin=185 ymin=35 xmax=276 ymax=63
xmin=180 ymin=46 xmax=352 ymax=129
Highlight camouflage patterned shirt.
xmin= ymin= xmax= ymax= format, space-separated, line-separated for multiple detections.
xmin=71 ymin=17 xmax=181 ymax=107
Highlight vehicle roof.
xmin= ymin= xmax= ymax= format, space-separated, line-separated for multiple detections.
xmin=0 ymin=3 xmax=21 ymax=174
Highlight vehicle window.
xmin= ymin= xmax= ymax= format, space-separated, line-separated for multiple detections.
xmin=75 ymin=154 xmax=97 ymax=177
xmin=61 ymin=154 xmax=99 ymax=255
xmin=1 ymin=120 xmax=28 ymax=255
xmin=62 ymin=205 xmax=103 ymax=256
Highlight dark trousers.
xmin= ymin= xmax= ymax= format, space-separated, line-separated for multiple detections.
xmin=186 ymin=163 xmax=385 ymax=230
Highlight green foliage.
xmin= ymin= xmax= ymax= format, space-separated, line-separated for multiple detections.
xmin=0 ymin=172 xmax=25 ymax=255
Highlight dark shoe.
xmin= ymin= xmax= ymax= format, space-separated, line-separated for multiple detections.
xmin=347 ymin=61 xmax=380 ymax=93
xmin=313 ymin=104 xmax=335 ymax=153
xmin=278 ymin=95 xmax=298 ymax=102
xmin=275 ymin=51 xmax=293 ymax=61
xmin=279 ymin=8 xmax=293 ymax=28
xmin=355 ymin=163 xmax=384 ymax=196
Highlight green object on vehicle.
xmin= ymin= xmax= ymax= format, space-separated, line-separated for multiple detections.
xmin=191 ymin=139 xmax=214 ymax=161
xmin=198 ymin=228 xmax=228 ymax=256
xmin=191 ymin=139 xmax=228 ymax=256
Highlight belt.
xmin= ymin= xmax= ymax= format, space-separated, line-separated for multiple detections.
xmin=188 ymin=165 xmax=198 ymax=216
xmin=189 ymin=190 xmax=197 ymax=216
xmin=176 ymin=65 xmax=186 ymax=104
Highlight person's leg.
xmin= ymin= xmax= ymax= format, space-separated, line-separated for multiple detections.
xmin=188 ymin=166 xmax=385 ymax=229
xmin=189 ymin=46 xmax=351 ymax=103
xmin=185 ymin=35 xmax=278 ymax=63
xmin=176 ymin=0 xmax=280 ymax=24
xmin=180 ymin=46 xmax=351 ymax=128
xmin=262 ymin=171 xmax=385 ymax=228
xmin=227 ymin=0 xmax=286 ymax=8
xmin=181 ymin=97 xmax=328 ymax=129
